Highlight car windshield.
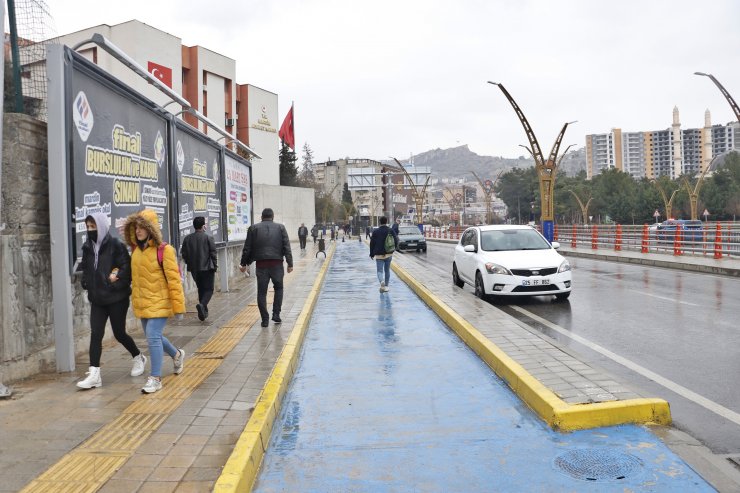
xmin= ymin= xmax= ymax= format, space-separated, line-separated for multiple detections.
xmin=399 ymin=226 xmax=421 ymax=235
xmin=480 ymin=229 xmax=551 ymax=251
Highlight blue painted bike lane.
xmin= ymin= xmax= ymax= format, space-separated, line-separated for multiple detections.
xmin=253 ymin=241 xmax=714 ymax=492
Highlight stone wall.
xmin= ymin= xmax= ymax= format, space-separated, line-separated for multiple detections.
xmin=0 ymin=115 xmax=315 ymax=383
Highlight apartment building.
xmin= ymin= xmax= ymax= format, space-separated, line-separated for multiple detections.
xmin=586 ymin=107 xmax=739 ymax=180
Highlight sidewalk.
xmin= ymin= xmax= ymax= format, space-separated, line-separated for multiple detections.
xmin=248 ymin=241 xmax=712 ymax=491
xmin=0 ymin=240 xmax=328 ymax=493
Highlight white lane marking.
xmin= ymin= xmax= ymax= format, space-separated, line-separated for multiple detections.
xmin=510 ymin=305 xmax=740 ymax=427
xmin=633 ymin=291 xmax=701 ymax=307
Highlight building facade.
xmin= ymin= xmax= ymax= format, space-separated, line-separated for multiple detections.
xmin=54 ymin=20 xmax=280 ymax=186
xmin=586 ymin=107 xmax=739 ymax=180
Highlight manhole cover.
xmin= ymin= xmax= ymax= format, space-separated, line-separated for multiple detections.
xmin=553 ymin=448 xmax=642 ymax=482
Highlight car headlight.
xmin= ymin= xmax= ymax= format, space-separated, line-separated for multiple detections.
xmin=485 ymin=262 xmax=512 ymax=275
xmin=558 ymin=259 xmax=571 ymax=273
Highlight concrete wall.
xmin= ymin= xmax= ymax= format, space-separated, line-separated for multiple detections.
xmin=0 ymin=115 xmax=314 ymax=383
xmin=252 ymin=183 xmax=316 ymax=240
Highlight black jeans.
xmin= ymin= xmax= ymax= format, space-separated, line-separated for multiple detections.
xmin=191 ymin=270 xmax=215 ymax=308
xmin=89 ymin=298 xmax=139 ymax=367
xmin=256 ymin=264 xmax=284 ymax=322
xmin=299 ymin=235 xmax=307 ymax=249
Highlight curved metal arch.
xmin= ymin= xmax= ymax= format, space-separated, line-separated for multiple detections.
xmin=695 ymin=72 xmax=740 ymax=123
xmin=488 ymin=82 xmax=544 ymax=165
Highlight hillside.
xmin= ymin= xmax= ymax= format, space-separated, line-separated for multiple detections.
xmin=392 ymin=145 xmax=587 ymax=181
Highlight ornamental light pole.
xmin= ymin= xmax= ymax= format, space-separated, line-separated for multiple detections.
xmin=471 ymin=170 xmax=503 ymax=224
xmin=390 ymin=158 xmax=431 ymax=228
xmin=694 ymin=72 xmax=740 ymax=123
xmin=488 ymin=81 xmax=575 ymax=242
xmin=683 ymin=149 xmax=735 ymax=220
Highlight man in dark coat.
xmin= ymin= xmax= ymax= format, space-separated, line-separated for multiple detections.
xmin=298 ymin=223 xmax=309 ymax=250
xmin=239 ymin=208 xmax=294 ymax=327
xmin=180 ymin=216 xmax=217 ymax=321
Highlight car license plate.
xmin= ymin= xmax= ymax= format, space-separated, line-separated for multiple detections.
xmin=522 ymin=279 xmax=550 ymax=286
xmin=408 ymin=241 xmax=416 ymax=245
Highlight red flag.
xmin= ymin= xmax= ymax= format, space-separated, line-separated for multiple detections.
xmin=147 ymin=61 xmax=172 ymax=88
xmin=279 ymin=105 xmax=295 ymax=149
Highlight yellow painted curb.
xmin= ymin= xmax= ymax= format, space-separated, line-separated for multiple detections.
xmin=214 ymin=243 xmax=336 ymax=493
xmin=391 ymin=260 xmax=672 ymax=431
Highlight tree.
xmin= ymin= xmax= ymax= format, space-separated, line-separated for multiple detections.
xmin=493 ymin=167 xmax=537 ymax=223
xmin=299 ymin=142 xmax=315 ymax=186
xmin=279 ymin=141 xmax=298 ymax=186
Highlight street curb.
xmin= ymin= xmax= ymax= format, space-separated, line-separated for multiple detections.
xmin=391 ymin=260 xmax=672 ymax=431
xmin=213 ymin=243 xmax=336 ymax=493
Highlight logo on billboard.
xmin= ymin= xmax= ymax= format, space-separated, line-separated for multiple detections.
xmin=154 ymin=131 xmax=166 ymax=168
xmin=176 ymin=140 xmax=185 ymax=172
xmin=72 ymin=91 xmax=94 ymax=142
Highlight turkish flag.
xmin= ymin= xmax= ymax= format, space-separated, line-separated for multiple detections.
xmin=279 ymin=105 xmax=295 ymax=150
xmin=148 ymin=61 xmax=172 ymax=88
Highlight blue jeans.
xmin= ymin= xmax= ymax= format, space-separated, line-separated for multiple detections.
xmin=375 ymin=256 xmax=392 ymax=286
xmin=141 ymin=317 xmax=177 ymax=377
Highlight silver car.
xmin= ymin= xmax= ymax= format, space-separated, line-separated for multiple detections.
xmin=396 ymin=225 xmax=427 ymax=253
xmin=452 ymin=225 xmax=572 ymax=301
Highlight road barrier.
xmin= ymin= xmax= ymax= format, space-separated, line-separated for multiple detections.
xmin=424 ymin=222 xmax=740 ymax=259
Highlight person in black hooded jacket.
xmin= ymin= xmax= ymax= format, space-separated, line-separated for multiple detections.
xmin=76 ymin=212 xmax=146 ymax=389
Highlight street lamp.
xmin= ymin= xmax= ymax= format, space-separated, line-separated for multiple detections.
xmin=488 ymin=81 xmax=576 ymax=242
xmin=694 ymin=72 xmax=740 ymax=122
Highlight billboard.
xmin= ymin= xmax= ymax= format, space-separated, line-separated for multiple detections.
xmin=173 ymin=122 xmax=224 ymax=244
xmin=69 ymin=58 xmax=170 ymax=260
xmin=224 ymin=152 xmax=252 ymax=242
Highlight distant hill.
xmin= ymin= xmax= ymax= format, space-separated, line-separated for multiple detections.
xmin=390 ymin=145 xmax=587 ymax=181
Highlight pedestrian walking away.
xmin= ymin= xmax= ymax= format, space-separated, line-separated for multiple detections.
xmin=298 ymin=223 xmax=309 ymax=250
xmin=76 ymin=212 xmax=146 ymax=390
xmin=369 ymin=216 xmax=398 ymax=293
xmin=311 ymin=224 xmax=318 ymax=244
xmin=124 ymin=209 xmax=186 ymax=394
xmin=180 ymin=216 xmax=217 ymax=321
xmin=240 ymin=208 xmax=294 ymax=327
xmin=365 ymin=225 xmax=372 ymax=239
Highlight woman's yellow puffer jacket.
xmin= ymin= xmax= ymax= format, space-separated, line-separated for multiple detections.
xmin=123 ymin=209 xmax=186 ymax=318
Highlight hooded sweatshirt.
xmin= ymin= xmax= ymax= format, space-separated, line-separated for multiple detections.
xmin=80 ymin=213 xmax=132 ymax=305
xmin=123 ymin=209 xmax=186 ymax=318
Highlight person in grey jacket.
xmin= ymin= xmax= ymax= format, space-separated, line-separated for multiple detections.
xmin=180 ymin=216 xmax=217 ymax=321
xmin=239 ymin=208 xmax=294 ymax=327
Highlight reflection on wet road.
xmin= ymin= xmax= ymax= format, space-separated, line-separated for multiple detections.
xmin=411 ymin=242 xmax=740 ymax=454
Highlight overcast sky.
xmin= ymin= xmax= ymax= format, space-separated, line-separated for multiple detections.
xmin=46 ymin=0 xmax=740 ymax=163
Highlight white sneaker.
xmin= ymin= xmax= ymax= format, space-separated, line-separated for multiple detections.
xmin=173 ymin=349 xmax=185 ymax=375
xmin=76 ymin=366 xmax=101 ymax=389
xmin=141 ymin=376 xmax=162 ymax=394
xmin=131 ymin=354 xmax=147 ymax=377
xmin=381 ymin=284 xmax=389 ymax=292
xmin=379 ymin=281 xmax=385 ymax=293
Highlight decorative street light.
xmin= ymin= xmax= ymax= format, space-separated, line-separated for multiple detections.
xmin=488 ymin=81 xmax=575 ymax=242
xmin=470 ymin=170 xmax=503 ymax=224
xmin=390 ymin=158 xmax=431 ymax=227
xmin=694 ymin=72 xmax=740 ymax=123
xmin=652 ymin=181 xmax=680 ymax=220
xmin=567 ymin=189 xmax=592 ymax=225
xmin=683 ymin=149 xmax=736 ymax=220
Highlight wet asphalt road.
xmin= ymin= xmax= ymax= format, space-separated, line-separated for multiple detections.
xmin=402 ymin=242 xmax=740 ymax=455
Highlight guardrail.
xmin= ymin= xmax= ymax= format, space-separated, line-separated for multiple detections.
xmin=423 ymin=223 xmax=740 ymax=259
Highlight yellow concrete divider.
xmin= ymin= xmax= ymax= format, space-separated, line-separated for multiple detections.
xmin=391 ymin=261 xmax=671 ymax=431
xmin=214 ymin=243 xmax=336 ymax=492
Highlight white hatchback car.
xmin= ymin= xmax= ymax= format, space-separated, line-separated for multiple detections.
xmin=452 ymin=225 xmax=572 ymax=301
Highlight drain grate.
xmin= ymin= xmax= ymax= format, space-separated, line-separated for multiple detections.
xmin=553 ymin=448 xmax=642 ymax=482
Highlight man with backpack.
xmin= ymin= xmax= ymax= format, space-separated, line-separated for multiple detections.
xmin=369 ymin=216 xmax=398 ymax=293
xmin=180 ymin=216 xmax=217 ymax=321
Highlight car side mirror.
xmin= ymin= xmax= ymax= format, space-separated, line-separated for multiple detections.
xmin=551 ymin=241 xmax=560 ymax=249
xmin=463 ymin=244 xmax=476 ymax=253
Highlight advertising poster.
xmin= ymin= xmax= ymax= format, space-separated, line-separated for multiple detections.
xmin=173 ymin=123 xmax=224 ymax=244
xmin=70 ymin=65 xmax=170 ymax=260
xmin=224 ymin=153 xmax=252 ymax=242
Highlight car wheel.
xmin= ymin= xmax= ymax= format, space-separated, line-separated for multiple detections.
xmin=555 ymin=292 xmax=571 ymax=301
xmin=452 ymin=263 xmax=464 ymax=288
xmin=474 ymin=272 xmax=487 ymax=300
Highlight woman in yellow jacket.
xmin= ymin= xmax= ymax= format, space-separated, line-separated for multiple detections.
xmin=124 ymin=209 xmax=186 ymax=394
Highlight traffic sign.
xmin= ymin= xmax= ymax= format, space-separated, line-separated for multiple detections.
xmin=653 ymin=210 xmax=660 ymax=218
xmin=703 ymin=209 xmax=709 ymax=216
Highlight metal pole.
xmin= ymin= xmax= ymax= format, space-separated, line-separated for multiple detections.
xmin=7 ymin=0 xmax=24 ymax=113
xmin=46 ymin=45 xmax=76 ymax=372
xmin=0 ymin=0 xmax=9 ymax=398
